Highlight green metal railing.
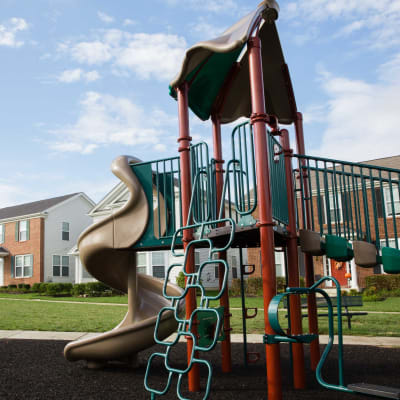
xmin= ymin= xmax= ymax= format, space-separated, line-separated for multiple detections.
xmin=294 ymin=154 xmax=400 ymax=249
xmin=229 ymin=121 xmax=289 ymax=226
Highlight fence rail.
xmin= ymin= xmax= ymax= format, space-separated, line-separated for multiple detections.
xmin=294 ymin=154 xmax=400 ymax=249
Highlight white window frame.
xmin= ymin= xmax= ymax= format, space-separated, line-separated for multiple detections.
xmin=137 ymin=252 xmax=147 ymax=275
xmin=15 ymin=254 xmax=33 ymax=278
xmin=231 ymin=255 xmax=238 ymax=279
xmin=0 ymin=224 xmax=4 ymax=243
xmin=323 ymin=255 xmax=333 ymax=287
xmin=195 ymin=251 xmax=200 ymax=273
xmin=19 ymin=220 xmax=28 ymax=242
xmin=326 ymin=193 xmax=343 ymax=223
xmin=62 ymin=222 xmax=70 ymax=241
xmin=152 ymin=251 xmax=166 ymax=279
xmin=52 ymin=255 xmax=69 ymax=277
xmin=384 ymin=187 xmax=400 ymax=218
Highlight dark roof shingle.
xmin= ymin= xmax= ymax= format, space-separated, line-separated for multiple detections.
xmin=0 ymin=193 xmax=79 ymax=221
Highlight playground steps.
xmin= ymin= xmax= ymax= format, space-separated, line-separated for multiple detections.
xmin=348 ymin=383 xmax=400 ymax=399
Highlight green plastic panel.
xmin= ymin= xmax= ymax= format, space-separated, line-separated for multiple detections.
xmin=169 ymin=48 xmax=244 ymax=121
xmin=131 ymin=163 xmax=181 ymax=249
xmin=325 ymin=235 xmax=354 ymax=262
xmin=197 ymin=307 xmax=225 ymax=347
xmin=382 ymin=247 xmax=400 ymax=274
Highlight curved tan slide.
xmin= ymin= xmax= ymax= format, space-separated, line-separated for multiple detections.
xmin=64 ymin=155 xmax=183 ymax=368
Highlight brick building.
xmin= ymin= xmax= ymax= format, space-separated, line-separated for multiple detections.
xmin=0 ymin=193 xmax=94 ymax=287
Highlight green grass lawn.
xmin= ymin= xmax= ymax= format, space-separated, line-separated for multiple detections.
xmin=0 ymin=292 xmax=128 ymax=303
xmin=0 ymin=299 xmax=127 ymax=332
xmin=1 ymin=293 xmax=399 ymax=335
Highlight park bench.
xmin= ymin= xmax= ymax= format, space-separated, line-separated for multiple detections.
xmin=284 ymin=295 xmax=367 ymax=329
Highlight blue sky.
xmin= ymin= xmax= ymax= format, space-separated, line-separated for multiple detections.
xmin=1 ymin=0 xmax=400 ymax=207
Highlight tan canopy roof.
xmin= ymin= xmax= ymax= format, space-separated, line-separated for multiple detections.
xmin=169 ymin=0 xmax=297 ymax=125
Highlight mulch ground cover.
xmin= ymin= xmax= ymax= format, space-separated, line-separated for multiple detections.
xmin=0 ymin=339 xmax=399 ymax=399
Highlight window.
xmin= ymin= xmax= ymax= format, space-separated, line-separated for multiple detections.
xmin=62 ymin=222 xmax=70 ymax=241
xmin=275 ymin=252 xmax=285 ymax=277
xmin=137 ymin=252 xmax=147 ymax=274
xmin=15 ymin=254 xmax=33 ymax=278
xmin=152 ymin=252 xmax=165 ymax=278
xmin=327 ymin=193 xmax=342 ymax=223
xmin=53 ymin=255 xmax=69 ymax=277
xmin=214 ymin=265 xmax=219 ymax=279
xmin=195 ymin=251 xmax=200 ymax=273
xmin=16 ymin=220 xmax=29 ymax=242
xmin=384 ymin=187 xmax=400 ymax=217
xmin=0 ymin=224 xmax=4 ymax=243
xmin=231 ymin=255 xmax=238 ymax=279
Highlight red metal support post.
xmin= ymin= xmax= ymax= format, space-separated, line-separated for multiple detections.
xmin=248 ymin=36 xmax=282 ymax=400
xmin=212 ymin=114 xmax=232 ymax=373
xmin=177 ymin=82 xmax=200 ymax=392
xmin=294 ymin=112 xmax=320 ymax=370
xmin=280 ymin=129 xmax=306 ymax=389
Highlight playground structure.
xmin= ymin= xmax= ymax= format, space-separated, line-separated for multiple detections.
xmin=64 ymin=1 xmax=400 ymax=399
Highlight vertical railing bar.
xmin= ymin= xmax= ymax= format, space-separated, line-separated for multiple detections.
xmin=345 ymin=172 xmax=355 ymax=241
xmin=369 ymin=169 xmax=380 ymax=250
xmin=379 ymin=170 xmax=388 ymax=247
xmin=315 ymin=159 xmax=323 ymax=236
xmin=332 ymin=163 xmax=341 ymax=237
xmin=163 ymin=159 xmax=168 ymax=237
xmin=388 ymin=171 xmax=398 ymax=249
xmin=170 ymin=158 xmax=176 ymax=233
xmin=306 ymin=157 xmax=315 ymax=231
xmin=323 ymin=161 xmax=332 ymax=235
xmin=360 ymin=168 xmax=371 ymax=242
xmin=337 ymin=163 xmax=346 ymax=239
xmin=243 ymin=125 xmax=251 ymax=211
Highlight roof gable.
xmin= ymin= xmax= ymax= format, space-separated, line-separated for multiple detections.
xmin=0 ymin=193 xmax=81 ymax=221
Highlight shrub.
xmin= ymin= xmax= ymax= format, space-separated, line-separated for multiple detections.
xmin=85 ymin=281 xmax=110 ymax=296
xmin=276 ymin=277 xmax=286 ymax=293
xmin=45 ymin=283 xmax=72 ymax=296
xmin=246 ymin=277 xmax=263 ymax=296
xmin=8 ymin=284 xmax=17 ymax=289
xmin=365 ymin=275 xmax=400 ymax=292
xmin=228 ymin=279 xmax=242 ymax=297
xmin=17 ymin=284 xmax=30 ymax=291
xmin=176 ymin=271 xmax=185 ymax=289
xmin=38 ymin=283 xmax=49 ymax=294
xmin=31 ymin=283 xmax=41 ymax=293
xmin=72 ymin=283 xmax=87 ymax=296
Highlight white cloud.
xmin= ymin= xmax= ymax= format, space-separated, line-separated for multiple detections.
xmin=115 ymin=33 xmax=186 ymax=80
xmin=97 ymin=11 xmax=114 ymax=24
xmin=0 ymin=17 xmax=28 ymax=48
xmin=164 ymin=0 xmax=241 ymax=14
xmin=309 ymin=55 xmax=400 ymax=162
xmin=58 ymin=68 xmax=100 ymax=83
xmin=283 ymin=0 xmax=400 ymax=49
xmin=47 ymin=92 xmax=176 ymax=154
xmin=0 ymin=183 xmax=26 ymax=208
xmin=59 ymin=30 xmax=187 ymax=81
xmin=123 ymin=19 xmax=136 ymax=27
xmin=70 ymin=40 xmax=112 ymax=64
xmin=191 ymin=17 xmax=225 ymax=39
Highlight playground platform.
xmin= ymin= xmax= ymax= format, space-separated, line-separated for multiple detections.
xmin=1 ymin=338 xmax=399 ymax=400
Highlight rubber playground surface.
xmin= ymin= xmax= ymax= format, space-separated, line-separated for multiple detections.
xmin=1 ymin=339 xmax=399 ymax=399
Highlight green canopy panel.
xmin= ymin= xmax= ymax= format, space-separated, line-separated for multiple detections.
xmin=169 ymin=0 xmax=297 ymax=125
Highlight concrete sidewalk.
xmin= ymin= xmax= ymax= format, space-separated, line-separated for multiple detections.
xmin=1 ymin=330 xmax=400 ymax=347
